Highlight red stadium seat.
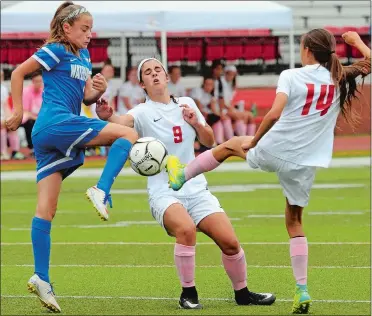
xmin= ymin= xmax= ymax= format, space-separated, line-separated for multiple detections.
xmin=0 ymin=40 xmax=9 ymax=64
xmin=244 ymin=38 xmax=262 ymax=61
xmin=166 ymin=38 xmax=186 ymax=62
xmin=262 ymin=37 xmax=279 ymax=61
xmin=186 ymin=39 xmax=203 ymax=62
xmin=205 ymin=38 xmax=224 ymax=61
xmin=224 ymin=38 xmax=244 ymax=61
xmin=88 ymin=39 xmax=109 ymax=63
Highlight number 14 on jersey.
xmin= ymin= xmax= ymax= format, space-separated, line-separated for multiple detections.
xmin=301 ymin=84 xmax=335 ymax=116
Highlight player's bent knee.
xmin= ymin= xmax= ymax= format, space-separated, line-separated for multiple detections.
xmin=221 ymin=238 xmax=240 ymax=256
xmin=175 ymin=224 xmax=197 ymax=245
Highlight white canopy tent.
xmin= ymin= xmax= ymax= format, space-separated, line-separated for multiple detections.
xmin=1 ymin=1 xmax=295 ymax=73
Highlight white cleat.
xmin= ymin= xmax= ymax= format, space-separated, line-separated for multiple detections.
xmin=27 ymin=274 xmax=61 ymax=313
xmin=86 ymin=186 xmax=111 ymax=221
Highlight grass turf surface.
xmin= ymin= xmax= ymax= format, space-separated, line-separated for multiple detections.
xmin=1 ymin=166 xmax=371 ymax=315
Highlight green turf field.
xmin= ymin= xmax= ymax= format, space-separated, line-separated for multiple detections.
xmin=1 ymin=166 xmax=371 ymax=315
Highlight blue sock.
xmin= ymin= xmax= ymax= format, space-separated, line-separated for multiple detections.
xmin=97 ymin=138 xmax=132 ymax=195
xmin=31 ymin=217 xmax=51 ymax=283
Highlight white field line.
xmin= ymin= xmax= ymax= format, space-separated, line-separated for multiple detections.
xmin=1 ymin=294 xmax=370 ymax=304
xmin=1 ymin=157 xmax=369 ymax=181
xmin=1 ymin=264 xmax=370 ymax=269
xmin=1 ymin=241 xmax=370 ymax=246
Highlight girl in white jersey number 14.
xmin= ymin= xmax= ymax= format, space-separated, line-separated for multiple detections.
xmin=96 ymin=58 xmax=276 ymax=309
xmin=166 ymin=30 xmax=371 ymax=314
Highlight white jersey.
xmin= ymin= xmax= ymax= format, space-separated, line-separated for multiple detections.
xmin=221 ymin=76 xmax=236 ymax=107
xmin=117 ymin=81 xmax=145 ymax=115
xmin=1 ymin=84 xmax=9 ymax=120
xmin=168 ymin=81 xmax=186 ymax=97
xmin=190 ymin=87 xmax=214 ymax=114
xmin=258 ymin=64 xmax=341 ymax=168
xmin=128 ymin=97 xmax=208 ymax=197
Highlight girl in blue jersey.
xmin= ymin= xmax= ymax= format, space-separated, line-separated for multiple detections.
xmin=5 ymin=2 xmax=138 ymax=312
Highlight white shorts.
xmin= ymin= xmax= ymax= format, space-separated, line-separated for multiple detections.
xmin=247 ymin=147 xmax=316 ymax=207
xmin=149 ymin=189 xmax=224 ymax=232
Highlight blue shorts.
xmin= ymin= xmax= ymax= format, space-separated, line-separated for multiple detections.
xmin=32 ymin=116 xmax=108 ymax=182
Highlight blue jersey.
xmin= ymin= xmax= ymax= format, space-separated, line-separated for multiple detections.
xmin=31 ymin=43 xmax=92 ymax=136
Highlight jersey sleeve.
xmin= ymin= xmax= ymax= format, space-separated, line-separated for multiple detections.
xmin=32 ymin=43 xmax=65 ymax=71
xmin=189 ymin=88 xmax=200 ymax=101
xmin=127 ymin=106 xmax=144 ymax=136
xmin=276 ymin=69 xmax=292 ymax=97
xmin=183 ymin=97 xmax=206 ymax=126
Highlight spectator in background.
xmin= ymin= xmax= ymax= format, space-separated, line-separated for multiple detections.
xmin=222 ymin=65 xmax=257 ymax=136
xmin=168 ymin=66 xmax=186 ymax=96
xmin=117 ymin=67 xmax=145 ymax=115
xmin=21 ymin=71 xmax=43 ymax=156
xmin=210 ymin=59 xmax=235 ymax=142
xmin=190 ymin=76 xmax=225 ymax=145
xmin=100 ymin=61 xmax=116 ymax=108
xmin=1 ymin=69 xmax=25 ymax=160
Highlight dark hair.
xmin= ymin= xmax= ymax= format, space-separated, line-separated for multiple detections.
xmin=46 ymin=1 xmax=91 ymax=55
xmin=138 ymin=61 xmax=178 ymax=103
xmin=302 ymin=28 xmax=370 ymax=127
xmin=168 ymin=65 xmax=181 ymax=74
xmin=202 ymin=76 xmax=215 ymax=96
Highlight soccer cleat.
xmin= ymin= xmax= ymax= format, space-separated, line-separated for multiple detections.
xmin=86 ymin=186 xmax=112 ymax=221
xmin=179 ymin=296 xmax=203 ymax=309
xmin=292 ymin=285 xmax=311 ymax=314
xmin=27 ymin=274 xmax=61 ymax=313
xmin=165 ymin=155 xmax=186 ymax=191
xmin=235 ymin=287 xmax=276 ymax=306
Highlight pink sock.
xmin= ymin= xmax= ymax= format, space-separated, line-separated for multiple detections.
xmin=8 ymin=131 xmax=20 ymax=152
xmin=174 ymin=243 xmax=196 ymax=288
xmin=222 ymin=118 xmax=234 ymax=140
xmin=213 ymin=121 xmax=224 ymax=144
xmin=184 ymin=149 xmax=220 ymax=181
xmin=235 ymin=120 xmax=247 ymax=136
xmin=290 ymin=237 xmax=308 ymax=285
xmin=222 ymin=248 xmax=247 ymax=291
xmin=246 ymin=123 xmax=256 ymax=136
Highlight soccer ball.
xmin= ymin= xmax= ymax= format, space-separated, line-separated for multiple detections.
xmin=129 ymin=137 xmax=168 ymax=176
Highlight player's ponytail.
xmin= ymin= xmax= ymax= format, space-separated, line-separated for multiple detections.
xmin=302 ymin=28 xmax=370 ymax=128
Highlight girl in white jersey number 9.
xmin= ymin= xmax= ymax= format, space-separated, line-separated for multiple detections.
xmin=166 ymin=30 xmax=371 ymax=314
xmin=96 ymin=58 xmax=276 ymax=309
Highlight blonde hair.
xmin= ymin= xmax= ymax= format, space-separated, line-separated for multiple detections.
xmin=45 ymin=1 xmax=91 ymax=55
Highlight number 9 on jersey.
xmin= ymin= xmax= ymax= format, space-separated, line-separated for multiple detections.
xmin=129 ymin=137 xmax=168 ymax=176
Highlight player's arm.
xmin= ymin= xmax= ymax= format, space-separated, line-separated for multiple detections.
xmin=108 ymin=113 xmax=134 ymax=128
xmin=95 ymin=99 xmax=134 ymax=127
xmin=83 ymin=74 xmax=107 ymax=105
xmin=194 ymin=122 xmax=214 ymax=148
xmin=7 ymin=57 xmax=41 ymax=131
xmin=250 ymin=92 xmax=287 ymax=147
xmin=343 ymin=31 xmax=371 ymax=59
xmin=181 ymin=103 xmax=214 ymax=148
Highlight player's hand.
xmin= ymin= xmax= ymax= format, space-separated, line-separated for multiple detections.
xmin=241 ymin=138 xmax=257 ymax=152
xmin=5 ymin=110 xmax=23 ymax=131
xmin=92 ymin=73 xmax=107 ymax=93
xmin=342 ymin=31 xmax=363 ymax=47
xmin=180 ymin=104 xmax=198 ymax=126
xmin=96 ymin=98 xmax=113 ymax=121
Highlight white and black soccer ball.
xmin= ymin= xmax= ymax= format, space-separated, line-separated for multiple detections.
xmin=129 ymin=137 xmax=168 ymax=176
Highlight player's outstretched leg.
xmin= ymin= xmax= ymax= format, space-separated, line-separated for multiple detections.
xmin=166 ymin=136 xmax=251 ymax=191
xmin=85 ymin=123 xmax=138 ymax=221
